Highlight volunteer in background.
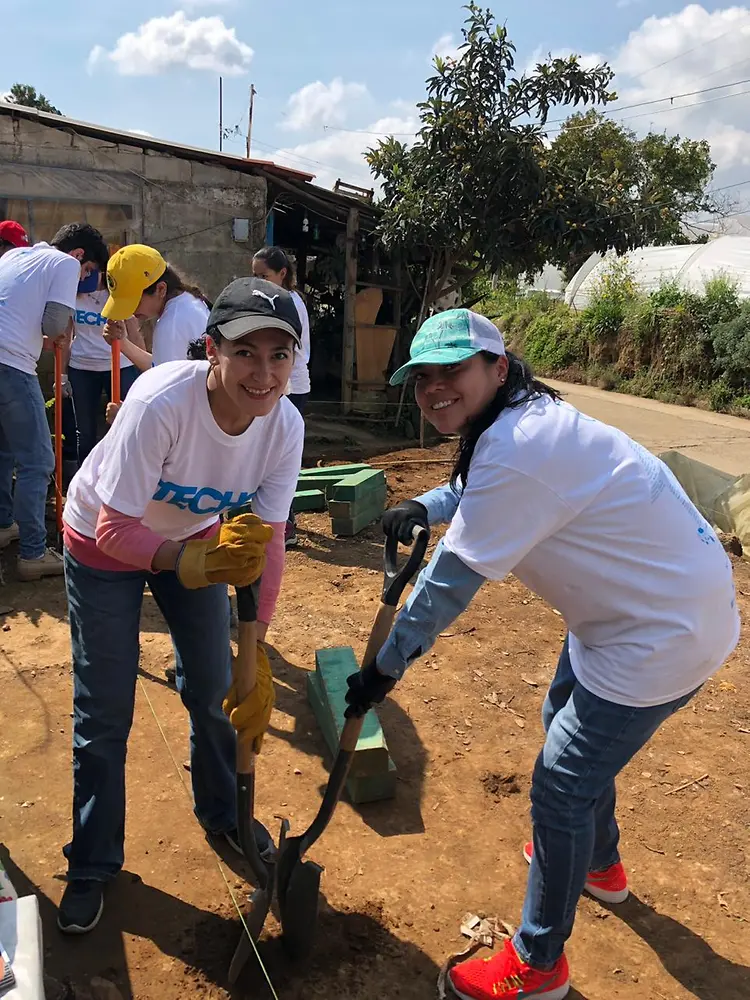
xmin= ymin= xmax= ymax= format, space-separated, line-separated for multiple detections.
xmin=58 ymin=277 xmax=304 ymax=935
xmin=102 ymin=244 xmax=210 ymax=373
xmin=68 ymin=269 xmax=139 ymax=464
xmin=345 ymin=309 xmax=740 ymax=1000
xmin=251 ymin=246 xmax=311 ymax=548
xmin=0 ymin=220 xmax=30 ymax=257
xmin=0 ymin=223 xmax=109 ymax=581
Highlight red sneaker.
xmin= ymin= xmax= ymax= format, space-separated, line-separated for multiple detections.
xmin=449 ymin=938 xmax=570 ymax=1000
xmin=523 ymin=842 xmax=629 ymax=904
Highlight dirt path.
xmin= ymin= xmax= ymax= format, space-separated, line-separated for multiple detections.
xmin=548 ymin=379 xmax=750 ymax=476
xmin=1 ymin=440 xmax=749 ymax=1000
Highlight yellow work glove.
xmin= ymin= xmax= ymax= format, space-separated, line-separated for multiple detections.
xmin=223 ymin=642 xmax=275 ymax=753
xmin=176 ymin=513 xmax=273 ymax=589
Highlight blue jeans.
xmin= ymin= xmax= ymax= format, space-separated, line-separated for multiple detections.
xmin=0 ymin=362 xmax=55 ymax=559
xmin=64 ymin=549 xmax=237 ymax=881
xmin=514 ymin=639 xmax=700 ymax=968
xmin=69 ymin=366 xmax=140 ymax=464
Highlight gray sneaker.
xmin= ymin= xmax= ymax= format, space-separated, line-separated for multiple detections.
xmin=18 ymin=548 xmax=64 ymax=581
xmin=0 ymin=523 xmax=20 ymax=549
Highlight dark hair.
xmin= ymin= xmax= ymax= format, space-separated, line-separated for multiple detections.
xmin=450 ymin=351 xmax=562 ymax=492
xmin=143 ymin=264 xmax=212 ymax=308
xmin=0 ymin=240 xmax=14 ymax=252
xmin=253 ymin=246 xmax=295 ymax=290
xmin=187 ymin=335 xmax=209 ymax=359
xmin=50 ymin=223 xmax=109 ymax=273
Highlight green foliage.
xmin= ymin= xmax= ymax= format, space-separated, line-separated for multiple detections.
xmin=523 ymin=309 xmax=586 ymax=371
xmin=7 ymin=83 xmax=61 ymax=115
xmin=712 ymin=303 xmax=750 ymax=387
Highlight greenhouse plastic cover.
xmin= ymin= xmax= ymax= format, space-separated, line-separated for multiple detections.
xmin=565 ymin=237 xmax=750 ymax=309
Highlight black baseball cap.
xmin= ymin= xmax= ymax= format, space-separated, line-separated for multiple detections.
xmin=207 ymin=277 xmax=302 ymax=346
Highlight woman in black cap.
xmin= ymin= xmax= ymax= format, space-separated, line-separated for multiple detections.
xmin=58 ymin=277 xmax=304 ymax=935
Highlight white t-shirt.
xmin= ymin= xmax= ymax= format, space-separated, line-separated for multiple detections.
xmin=151 ymin=292 xmax=209 ymax=367
xmin=70 ymin=290 xmax=134 ymax=372
xmin=0 ymin=242 xmax=80 ymax=375
xmin=444 ymin=395 xmax=740 ymax=708
xmin=288 ymin=290 xmax=311 ymax=395
xmin=64 ymin=361 xmax=304 ymax=541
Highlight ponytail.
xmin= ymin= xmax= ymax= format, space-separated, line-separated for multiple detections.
xmin=143 ymin=264 xmax=211 ymax=308
xmin=450 ymin=352 xmax=562 ymax=492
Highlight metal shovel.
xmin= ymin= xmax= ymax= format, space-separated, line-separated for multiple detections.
xmin=276 ymin=525 xmax=430 ymax=960
xmin=227 ymin=580 xmax=277 ymax=983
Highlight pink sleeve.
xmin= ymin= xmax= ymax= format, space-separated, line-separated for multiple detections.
xmin=95 ymin=504 xmax=166 ymax=570
xmin=257 ymin=522 xmax=286 ymax=625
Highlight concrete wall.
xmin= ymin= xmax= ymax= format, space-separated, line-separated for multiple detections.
xmin=0 ymin=114 xmax=267 ymax=300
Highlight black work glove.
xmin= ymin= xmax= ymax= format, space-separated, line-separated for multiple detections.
xmin=382 ymin=499 xmax=429 ymax=545
xmin=345 ymin=661 xmax=397 ymax=718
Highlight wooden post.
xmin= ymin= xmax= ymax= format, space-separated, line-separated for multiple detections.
xmin=342 ymin=206 xmax=359 ymax=414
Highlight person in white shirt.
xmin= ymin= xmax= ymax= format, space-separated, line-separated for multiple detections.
xmin=58 ymin=276 xmax=304 ymax=936
xmin=101 ymin=244 xmax=210 ymax=375
xmin=67 ymin=270 xmax=140 ymax=464
xmin=0 ymin=219 xmax=30 ymax=258
xmin=345 ymin=309 xmax=741 ymax=1000
xmin=0 ymin=223 xmax=109 ymax=580
xmin=251 ymin=246 xmax=311 ymax=547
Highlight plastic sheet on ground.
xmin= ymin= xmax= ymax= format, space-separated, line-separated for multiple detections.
xmin=659 ymin=451 xmax=750 ymax=548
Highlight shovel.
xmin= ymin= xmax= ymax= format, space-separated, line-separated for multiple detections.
xmin=227 ymin=579 xmax=277 ymax=984
xmin=276 ymin=525 xmax=430 ymax=960
xmin=111 ymin=341 xmax=121 ymax=406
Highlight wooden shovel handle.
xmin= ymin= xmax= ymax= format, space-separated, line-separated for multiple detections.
xmin=111 ymin=342 xmax=121 ymax=404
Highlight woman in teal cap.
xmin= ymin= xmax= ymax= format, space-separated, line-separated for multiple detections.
xmin=344 ymin=308 xmax=739 ymax=1000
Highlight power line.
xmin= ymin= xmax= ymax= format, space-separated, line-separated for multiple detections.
xmin=631 ymin=27 xmax=735 ymax=80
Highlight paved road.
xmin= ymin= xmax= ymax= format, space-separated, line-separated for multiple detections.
xmin=547 ymin=379 xmax=750 ymax=476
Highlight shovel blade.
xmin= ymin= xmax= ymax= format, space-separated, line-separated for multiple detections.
xmin=227 ymin=885 xmax=273 ymax=984
xmin=278 ymin=857 xmax=324 ymax=960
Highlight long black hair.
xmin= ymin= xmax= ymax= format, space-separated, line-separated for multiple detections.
xmin=143 ymin=264 xmax=212 ymax=308
xmin=450 ymin=351 xmax=562 ymax=492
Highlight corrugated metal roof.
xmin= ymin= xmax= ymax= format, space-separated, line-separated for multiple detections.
xmin=0 ymin=100 xmax=315 ymax=183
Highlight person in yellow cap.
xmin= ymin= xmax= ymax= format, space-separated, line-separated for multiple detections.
xmin=58 ymin=276 xmax=305 ymax=936
xmin=102 ymin=243 xmax=210 ymax=370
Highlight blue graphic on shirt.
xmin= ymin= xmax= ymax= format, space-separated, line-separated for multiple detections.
xmin=152 ymin=480 xmax=256 ymax=515
xmin=75 ymin=309 xmax=106 ymax=327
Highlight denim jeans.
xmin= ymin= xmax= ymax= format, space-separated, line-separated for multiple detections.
xmin=64 ymin=549 xmax=237 ymax=881
xmin=514 ymin=638 xmax=700 ymax=969
xmin=68 ymin=366 xmax=140 ymax=464
xmin=0 ymin=362 xmax=55 ymax=559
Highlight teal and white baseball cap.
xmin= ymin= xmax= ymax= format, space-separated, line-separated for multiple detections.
xmin=389 ymin=309 xmax=506 ymax=386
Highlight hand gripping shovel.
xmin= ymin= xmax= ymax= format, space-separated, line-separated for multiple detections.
xmin=276 ymin=525 xmax=430 ymax=960
xmin=227 ymin=580 xmax=277 ymax=984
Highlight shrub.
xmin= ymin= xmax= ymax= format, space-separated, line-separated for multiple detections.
xmin=523 ymin=310 xmax=586 ymax=372
xmin=712 ymin=303 xmax=750 ymax=388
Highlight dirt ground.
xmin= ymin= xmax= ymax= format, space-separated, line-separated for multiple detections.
xmin=1 ymin=439 xmax=749 ymax=1000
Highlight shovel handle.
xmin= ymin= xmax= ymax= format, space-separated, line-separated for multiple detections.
xmin=111 ymin=341 xmax=121 ymax=405
xmin=382 ymin=526 xmax=429 ymax=606
xmin=234 ymin=583 xmax=260 ymax=773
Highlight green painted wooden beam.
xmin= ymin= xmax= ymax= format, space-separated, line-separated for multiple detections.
xmin=292 ymin=489 xmax=327 ymax=513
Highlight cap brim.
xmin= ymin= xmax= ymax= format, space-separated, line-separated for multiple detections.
xmin=101 ymin=294 xmax=140 ymax=322
xmin=216 ymin=315 xmax=302 ymax=347
xmin=389 ymin=347 xmax=481 ymax=386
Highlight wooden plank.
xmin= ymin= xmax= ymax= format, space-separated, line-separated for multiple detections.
xmin=331 ymin=468 xmax=386 ymax=501
xmin=311 ymin=647 xmax=390 ymax=777
xmin=328 ymin=490 xmax=387 ymax=519
xmin=307 ymin=671 xmax=397 ymax=803
xmin=292 ymin=489 xmax=326 ymax=513
xmin=331 ymin=506 xmax=385 ymax=536
xmin=342 ymin=206 xmax=360 ymax=414
xmin=299 ymin=463 xmax=370 ymax=478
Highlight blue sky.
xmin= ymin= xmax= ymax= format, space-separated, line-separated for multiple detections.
xmin=4 ymin=2 xmax=750 ymax=212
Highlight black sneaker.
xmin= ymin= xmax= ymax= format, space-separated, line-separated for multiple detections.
xmin=57 ymin=879 xmax=104 ymax=934
xmin=284 ymin=521 xmax=298 ymax=549
xmin=223 ymin=823 xmax=276 ymax=863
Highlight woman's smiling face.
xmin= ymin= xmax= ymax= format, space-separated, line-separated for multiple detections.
xmin=413 ymin=353 xmax=508 ymax=434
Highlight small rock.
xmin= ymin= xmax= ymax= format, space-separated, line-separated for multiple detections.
xmin=294 ymin=768 xmax=302 ymax=775
xmin=90 ymin=977 xmax=125 ymax=1000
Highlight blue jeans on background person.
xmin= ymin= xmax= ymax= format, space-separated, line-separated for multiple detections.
xmin=514 ymin=638 xmax=700 ymax=969
xmin=69 ymin=366 xmax=140 ymax=464
xmin=63 ymin=549 xmax=236 ymax=881
xmin=0 ymin=362 xmax=55 ymax=559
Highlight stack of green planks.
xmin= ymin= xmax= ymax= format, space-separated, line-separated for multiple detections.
xmin=307 ymin=645 xmax=396 ymax=804
xmin=291 ymin=463 xmax=388 ymax=536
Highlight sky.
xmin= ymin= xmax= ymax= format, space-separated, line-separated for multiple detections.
xmin=3 ymin=1 xmax=750 ymax=212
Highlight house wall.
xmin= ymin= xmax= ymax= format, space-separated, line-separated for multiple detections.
xmin=0 ymin=114 xmax=267 ymax=300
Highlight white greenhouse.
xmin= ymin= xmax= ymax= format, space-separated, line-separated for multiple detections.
xmin=564 ymin=236 xmax=750 ymax=310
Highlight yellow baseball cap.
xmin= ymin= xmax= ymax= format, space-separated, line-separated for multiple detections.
xmin=102 ymin=244 xmax=168 ymax=321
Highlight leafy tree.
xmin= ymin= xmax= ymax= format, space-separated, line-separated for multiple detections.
xmin=367 ymin=3 xmax=714 ymax=312
xmin=6 ymin=83 xmax=61 ymax=115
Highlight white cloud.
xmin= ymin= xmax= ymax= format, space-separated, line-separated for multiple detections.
xmin=283 ymin=78 xmax=369 ymax=132
xmin=272 ymin=112 xmax=418 ymax=190
xmin=431 ymin=32 xmax=462 ymax=64
xmin=87 ymin=12 xmax=253 ymax=76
